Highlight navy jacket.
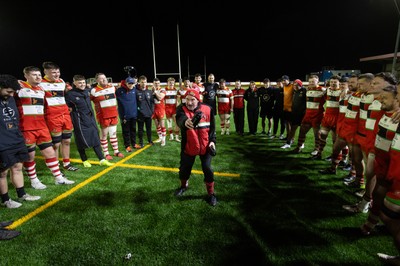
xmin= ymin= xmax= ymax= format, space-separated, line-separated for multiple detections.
xmin=136 ymin=87 xmax=154 ymax=119
xmin=65 ymin=87 xmax=101 ymax=149
xmin=0 ymin=97 xmax=25 ymax=151
xmin=116 ymin=81 xmax=138 ymax=120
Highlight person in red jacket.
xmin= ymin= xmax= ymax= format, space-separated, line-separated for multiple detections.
xmin=232 ymin=80 xmax=246 ymax=136
xmin=174 ymin=89 xmax=217 ymax=206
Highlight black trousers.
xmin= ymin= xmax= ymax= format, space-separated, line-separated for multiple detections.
xmin=247 ymin=108 xmax=259 ymax=134
xmin=78 ymin=144 xmax=104 ymax=161
xmin=233 ymin=108 xmax=244 ymax=134
xmin=179 ymin=152 xmax=214 ymax=183
xmin=121 ymin=118 xmax=137 ymax=148
xmin=137 ymin=117 xmax=152 ymax=145
xmin=273 ymin=110 xmax=285 ymax=136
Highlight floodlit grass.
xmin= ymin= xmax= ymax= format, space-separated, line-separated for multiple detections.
xmin=0 ymin=116 xmax=396 ymax=265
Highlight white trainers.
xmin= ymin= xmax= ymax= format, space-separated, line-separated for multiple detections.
xmin=221 ymin=129 xmax=225 ymax=135
xmin=169 ymin=134 xmax=174 ymax=141
xmin=2 ymin=199 xmax=22 ymax=209
xmin=175 ymin=135 xmax=181 ymax=142
xmin=280 ymin=144 xmax=291 ymax=149
xmin=377 ymin=253 xmax=400 ymax=264
xmin=18 ymin=193 xmax=41 ymax=202
xmin=279 ymin=134 xmax=286 ymax=140
xmin=161 ymin=136 xmax=166 ymax=147
xmin=153 ymin=138 xmax=162 ymax=143
xmin=225 ymin=130 xmax=230 ymax=135
xmin=354 ymin=190 xmax=365 ymax=198
xmin=300 ymin=144 xmax=305 ymax=149
xmin=31 ymin=178 xmax=47 ymax=190
xmin=55 ymin=177 xmax=75 ymax=185
xmin=342 ymin=199 xmax=371 ymax=213
xmin=310 ymin=150 xmax=318 ymax=156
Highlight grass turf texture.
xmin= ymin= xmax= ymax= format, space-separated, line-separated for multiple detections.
xmin=0 ymin=116 xmax=396 ymax=265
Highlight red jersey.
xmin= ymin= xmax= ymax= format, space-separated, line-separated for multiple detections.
xmin=365 ymin=99 xmax=385 ymax=154
xmin=15 ymin=81 xmax=47 ymax=131
xmin=337 ymin=91 xmax=363 ymax=143
xmin=192 ymin=83 xmax=204 ymax=102
xmin=40 ymin=77 xmax=69 ymax=118
xmin=387 ymin=126 xmax=400 ymax=186
xmin=178 ymin=88 xmax=188 ymax=104
xmin=216 ymin=87 xmax=233 ymax=113
xmin=165 ymin=87 xmax=178 ymax=117
xmin=336 ymin=91 xmax=352 ymax=134
xmin=374 ymin=112 xmax=399 ymax=180
xmin=232 ymin=88 xmax=245 ymax=109
xmin=302 ymin=86 xmax=326 ymax=121
xmin=153 ymin=87 xmax=166 ymax=118
xmin=357 ymin=93 xmax=374 ymax=136
xmin=324 ymin=88 xmax=341 ymax=116
xmin=90 ymin=84 xmax=118 ymax=119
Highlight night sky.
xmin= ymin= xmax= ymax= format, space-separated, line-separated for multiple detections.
xmin=0 ymin=0 xmax=398 ymax=83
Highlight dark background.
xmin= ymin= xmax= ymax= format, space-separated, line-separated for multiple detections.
xmin=0 ymin=0 xmax=398 ymax=83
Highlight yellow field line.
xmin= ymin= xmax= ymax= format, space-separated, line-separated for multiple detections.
xmin=7 ymin=145 xmax=239 ymax=229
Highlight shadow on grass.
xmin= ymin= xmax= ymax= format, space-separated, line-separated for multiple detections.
xmin=214 ymin=133 xmax=375 ymax=265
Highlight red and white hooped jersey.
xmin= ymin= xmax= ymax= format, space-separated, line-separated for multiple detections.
xmin=40 ymin=77 xmax=69 ymax=117
xmin=15 ymin=81 xmax=47 ymax=131
xmin=91 ymin=84 xmax=118 ymax=119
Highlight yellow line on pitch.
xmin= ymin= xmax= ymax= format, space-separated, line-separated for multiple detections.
xmin=7 ymin=145 xmax=151 ymax=230
xmin=10 ymin=144 xmax=239 ymax=229
xmin=119 ymin=164 xmax=240 ymax=178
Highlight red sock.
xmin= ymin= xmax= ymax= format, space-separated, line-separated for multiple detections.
xmin=205 ymin=182 xmax=214 ymax=195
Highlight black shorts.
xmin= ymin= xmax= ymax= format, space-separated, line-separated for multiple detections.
xmin=0 ymin=143 xmax=29 ymax=172
xmin=292 ymin=114 xmax=305 ymax=126
xmin=283 ymin=111 xmax=292 ymax=122
xmin=260 ymin=108 xmax=273 ymax=119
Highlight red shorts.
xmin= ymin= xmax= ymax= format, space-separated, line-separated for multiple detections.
xmin=99 ymin=116 xmax=118 ymax=128
xmin=152 ymin=109 xmax=165 ymax=120
xmin=321 ymin=114 xmax=338 ymax=130
xmin=301 ymin=113 xmax=323 ymax=128
xmin=386 ymin=135 xmax=400 ymax=199
xmin=165 ymin=105 xmax=176 ymax=118
xmin=218 ymin=103 xmax=231 ymax=115
xmin=46 ymin=114 xmax=73 ymax=135
xmin=23 ymin=128 xmax=52 ymax=146
xmin=387 ymin=149 xmax=400 ymax=182
xmin=386 ymin=179 xmax=400 ymax=201
xmin=355 ymin=133 xmax=368 ymax=153
xmin=375 ymin=150 xmax=391 ymax=180
xmin=338 ymin=123 xmax=357 ymax=144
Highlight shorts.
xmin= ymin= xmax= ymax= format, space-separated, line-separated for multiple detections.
xmin=46 ymin=114 xmax=73 ymax=135
xmin=291 ymin=112 xmax=305 ymax=126
xmin=0 ymin=142 xmax=29 ymax=172
xmin=374 ymin=151 xmax=390 ymax=180
xmin=355 ymin=133 xmax=368 ymax=153
xmin=99 ymin=116 xmax=118 ymax=128
xmin=152 ymin=109 xmax=165 ymax=120
xmin=321 ymin=114 xmax=338 ymax=129
xmin=165 ymin=105 xmax=177 ymax=118
xmin=218 ymin=105 xmax=231 ymax=115
xmin=301 ymin=114 xmax=323 ymax=128
xmin=260 ymin=108 xmax=273 ymax=119
xmin=283 ymin=111 xmax=292 ymax=122
xmin=23 ymin=128 xmax=52 ymax=146
xmin=387 ymin=179 xmax=400 ymax=201
xmin=338 ymin=125 xmax=356 ymax=144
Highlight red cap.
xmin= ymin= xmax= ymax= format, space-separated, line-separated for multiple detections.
xmin=294 ymin=79 xmax=303 ymax=87
xmin=185 ymin=89 xmax=200 ymax=101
